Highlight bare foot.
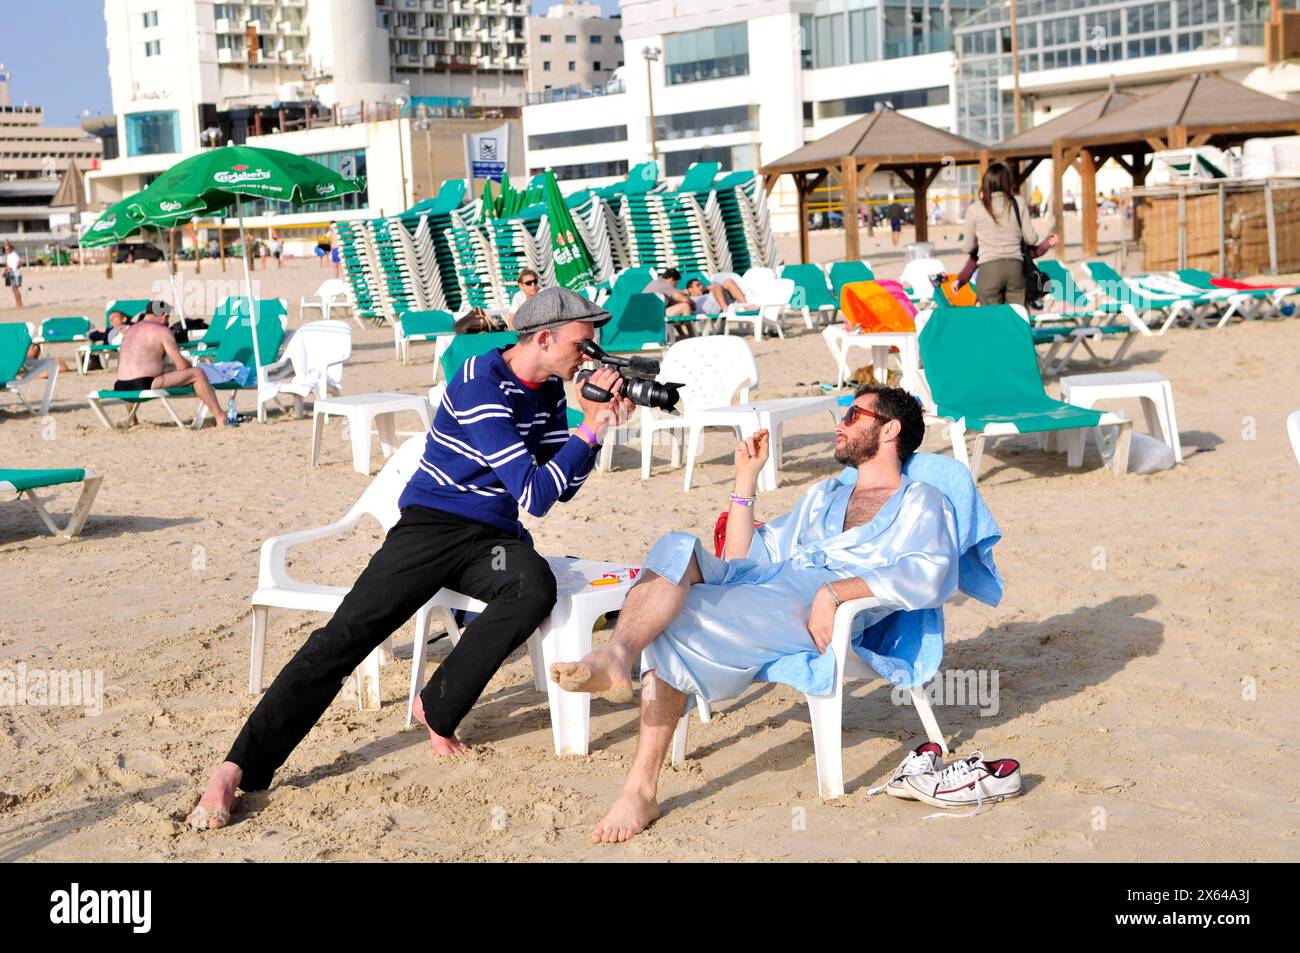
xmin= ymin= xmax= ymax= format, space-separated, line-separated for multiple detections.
xmin=590 ymin=787 xmax=660 ymax=844
xmin=549 ymin=646 xmax=634 ymax=703
xmin=187 ymin=761 xmax=241 ymax=831
xmin=411 ymin=693 xmax=469 ymax=756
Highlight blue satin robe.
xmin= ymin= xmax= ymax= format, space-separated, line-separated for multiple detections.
xmin=638 ymin=470 xmax=960 ymax=705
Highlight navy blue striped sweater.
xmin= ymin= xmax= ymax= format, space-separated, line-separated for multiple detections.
xmin=397 ymin=347 xmax=598 ymax=538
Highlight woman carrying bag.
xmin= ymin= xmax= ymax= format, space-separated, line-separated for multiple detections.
xmin=958 ymin=163 xmax=1057 ymax=306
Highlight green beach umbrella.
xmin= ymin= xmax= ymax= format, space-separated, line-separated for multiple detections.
xmin=541 ymin=171 xmax=594 ymax=291
xmin=127 ymin=145 xmax=364 ymax=374
xmin=480 ymin=178 xmax=496 ymax=220
xmin=82 ymin=190 xmax=203 ymax=319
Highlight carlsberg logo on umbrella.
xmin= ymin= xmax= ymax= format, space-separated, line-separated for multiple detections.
xmin=214 ymin=165 xmax=273 ymax=185
xmin=315 ymin=183 xmax=336 ymax=196
xmin=92 ymin=216 xmax=116 ymax=232
xmin=159 ymin=201 xmax=183 ymax=212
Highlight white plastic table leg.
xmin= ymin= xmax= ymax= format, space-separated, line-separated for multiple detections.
xmin=526 ymin=631 xmax=548 ymax=693
xmin=537 ymin=605 xmax=593 ymax=756
xmin=374 ymin=411 xmax=399 ymax=460
xmin=347 ymin=409 xmax=373 ymax=475
xmin=309 ymin=410 xmax=326 ymax=467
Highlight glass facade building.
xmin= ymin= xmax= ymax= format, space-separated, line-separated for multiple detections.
xmin=801 ymin=0 xmax=987 ymax=68
xmin=954 ymin=0 xmax=1300 ymax=145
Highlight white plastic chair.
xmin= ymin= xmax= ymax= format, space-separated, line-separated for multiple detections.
xmin=670 ymin=593 xmax=949 ymax=799
xmin=300 ymin=279 xmax=352 ymax=326
xmin=249 ymin=436 xmax=431 ymax=710
xmin=1288 ymin=409 xmax=1300 ymax=467
xmin=638 ymin=336 xmax=759 ymax=490
xmin=899 ymin=258 xmax=947 ymax=306
xmin=725 ymin=277 xmax=794 ymax=341
xmin=258 ymin=320 xmax=352 ymax=421
xmin=741 ymin=267 xmax=777 ymax=286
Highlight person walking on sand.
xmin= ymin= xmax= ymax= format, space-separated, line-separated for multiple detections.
xmin=3 ymin=242 xmax=23 ymax=308
xmin=960 ymin=163 xmax=1057 ymax=306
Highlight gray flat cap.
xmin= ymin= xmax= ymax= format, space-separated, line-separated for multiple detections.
xmin=513 ymin=286 xmax=610 ymax=332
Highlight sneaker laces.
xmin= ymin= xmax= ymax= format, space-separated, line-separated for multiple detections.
xmin=867 ymin=745 xmax=940 ymax=796
xmin=923 ymin=753 xmax=988 ymax=821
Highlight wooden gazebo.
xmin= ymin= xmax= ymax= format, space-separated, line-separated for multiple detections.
xmin=761 ymin=108 xmax=985 ymax=263
xmin=1006 ymin=74 xmax=1300 ymax=258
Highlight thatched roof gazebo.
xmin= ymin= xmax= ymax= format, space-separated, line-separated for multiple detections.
xmin=762 ymin=107 xmax=985 ymax=262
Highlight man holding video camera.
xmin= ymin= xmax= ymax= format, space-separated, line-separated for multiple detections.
xmin=188 ymin=287 xmax=635 ymax=830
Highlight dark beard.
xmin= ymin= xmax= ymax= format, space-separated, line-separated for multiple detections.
xmin=834 ymin=423 xmax=880 ymax=466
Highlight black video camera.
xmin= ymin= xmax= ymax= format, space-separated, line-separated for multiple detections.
xmin=576 ymin=339 xmax=683 ymax=413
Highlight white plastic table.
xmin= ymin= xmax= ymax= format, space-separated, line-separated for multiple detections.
xmin=823 ymin=325 xmax=921 ymax=393
xmin=1060 ymin=371 xmax=1182 ymax=464
xmin=700 ymin=396 xmax=840 ymax=492
xmin=408 ymin=556 xmax=639 ymax=756
xmin=310 ymin=393 xmax=432 ymax=475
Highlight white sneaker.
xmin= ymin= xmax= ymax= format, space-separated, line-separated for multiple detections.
xmin=902 ymin=752 xmax=1023 ymax=817
xmin=867 ymin=741 xmax=945 ymax=799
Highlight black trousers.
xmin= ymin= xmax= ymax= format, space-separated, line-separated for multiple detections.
xmin=226 ymin=505 xmax=558 ymax=790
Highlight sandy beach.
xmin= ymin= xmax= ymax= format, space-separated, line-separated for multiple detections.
xmin=2 ymin=234 xmax=1298 ymax=862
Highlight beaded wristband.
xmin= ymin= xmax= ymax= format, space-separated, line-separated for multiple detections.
xmin=577 ymin=423 xmax=599 ymax=447
xmin=730 ymin=494 xmax=756 ymax=507
xmin=823 ymin=582 xmax=843 ymax=608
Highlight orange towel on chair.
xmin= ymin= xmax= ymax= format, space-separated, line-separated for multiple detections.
xmin=841 ymin=280 xmax=917 ymax=333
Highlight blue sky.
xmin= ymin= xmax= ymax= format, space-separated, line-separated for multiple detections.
xmin=2 ymin=0 xmax=623 ymax=128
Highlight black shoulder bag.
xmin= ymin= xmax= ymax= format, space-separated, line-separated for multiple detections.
xmin=1010 ymin=197 xmax=1049 ymax=309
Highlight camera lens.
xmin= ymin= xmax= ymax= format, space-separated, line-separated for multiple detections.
xmin=622 ymin=378 xmax=682 ymax=413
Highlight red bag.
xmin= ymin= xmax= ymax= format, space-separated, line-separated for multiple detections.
xmin=713 ymin=511 xmax=764 ymax=558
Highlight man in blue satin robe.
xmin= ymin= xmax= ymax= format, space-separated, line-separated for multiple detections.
xmin=550 ymin=384 xmax=963 ymax=843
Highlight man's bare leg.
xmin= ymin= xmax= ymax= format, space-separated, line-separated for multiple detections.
xmin=549 ymin=555 xmax=703 ymax=701
xmin=156 ymin=367 xmax=227 ymax=427
xmin=188 ymin=760 xmax=241 ymax=830
xmin=409 ymin=692 xmax=470 ymax=756
xmin=721 ymin=278 xmax=747 ymax=306
xmin=591 ymin=670 xmax=687 ymax=843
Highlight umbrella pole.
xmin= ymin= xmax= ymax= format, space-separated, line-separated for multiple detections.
xmin=238 ymin=202 xmax=263 ymax=386
xmin=163 ymin=228 xmax=185 ymax=323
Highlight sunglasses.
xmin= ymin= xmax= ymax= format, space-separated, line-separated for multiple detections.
xmin=841 ymin=404 xmax=893 ymax=427
xmin=521 ymin=279 xmax=537 ymax=287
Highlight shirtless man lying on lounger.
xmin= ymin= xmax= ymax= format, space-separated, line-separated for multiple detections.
xmin=114 ymin=301 xmax=227 ymax=427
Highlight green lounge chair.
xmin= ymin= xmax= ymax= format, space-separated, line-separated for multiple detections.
xmin=1 ymin=322 xmax=57 ymax=415
xmin=782 ymin=263 xmax=839 ymax=329
xmin=917 ymin=305 xmax=1132 ymax=478
xmin=34 ymin=316 xmax=92 ymax=345
xmin=1 ymin=468 xmax=103 ymax=538
xmin=76 ymin=299 xmax=154 ymax=375
xmin=396 ymin=309 xmax=456 ymax=365
xmin=600 ymin=293 xmax=667 ymax=353
xmin=829 ymin=260 xmax=875 ymax=304
xmin=85 ymin=305 xmax=287 ymax=430
xmin=1084 ymin=261 xmax=1229 ymax=335
xmin=1174 ymin=268 xmax=1297 ymax=326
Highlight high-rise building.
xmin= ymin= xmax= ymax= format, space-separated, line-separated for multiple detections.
xmin=522 ymin=1 xmax=982 ymax=230
xmin=89 ymin=0 xmax=529 ymax=221
xmin=526 ymin=1 xmax=623 ymax=96
xmin=0 ymin=68 xmax=104 ymax=246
